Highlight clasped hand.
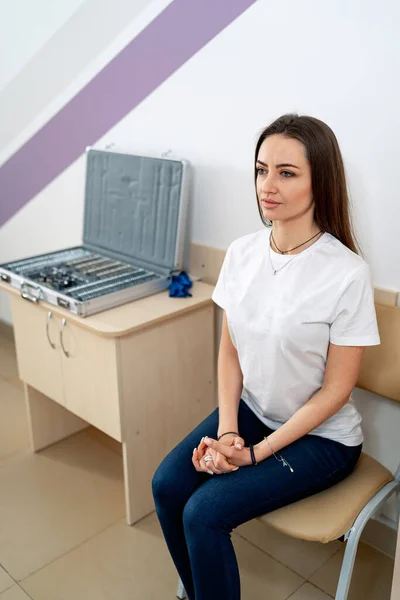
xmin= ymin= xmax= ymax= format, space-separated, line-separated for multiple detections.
xmin=192 ymin=434 xmax=252 ymax=475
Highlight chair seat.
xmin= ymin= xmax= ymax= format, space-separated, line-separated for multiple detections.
xmin=258 ymin=452 xmax=393 ymax=543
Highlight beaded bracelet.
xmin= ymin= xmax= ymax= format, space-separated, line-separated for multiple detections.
xmin=217 ymin=431 xmax=239 ymax=441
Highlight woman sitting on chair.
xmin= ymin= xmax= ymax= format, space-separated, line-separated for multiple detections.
xmin=152 ymin=113 xmax=380 ymax=600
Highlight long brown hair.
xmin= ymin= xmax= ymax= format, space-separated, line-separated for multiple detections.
xmin=254 ymin=114 xmax=361 ymax=255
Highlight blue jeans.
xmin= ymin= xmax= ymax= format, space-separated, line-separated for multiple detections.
xmin=152 ymin=400 xmax=362 ymax=600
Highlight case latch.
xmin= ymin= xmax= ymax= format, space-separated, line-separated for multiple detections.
xmin=20 ymin=282 xmax=42 ymax=304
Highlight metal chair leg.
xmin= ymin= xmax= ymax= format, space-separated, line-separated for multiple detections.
xmin=176 ymin=577 xmax=187 ymax=599
xmin=335 ymin=525 xmax=363 ymax=600
xmin=335 ymin=480 xmax=400 ymax=600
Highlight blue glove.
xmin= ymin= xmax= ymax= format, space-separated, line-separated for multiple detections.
xmin=168 ymin=270 xmax=193 ymax=297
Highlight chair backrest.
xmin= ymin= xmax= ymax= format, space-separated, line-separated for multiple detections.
xmin=357 ymin=303 xmax=400 ymax=405
xmin=357 ymin=303 xmax=400 ymax=482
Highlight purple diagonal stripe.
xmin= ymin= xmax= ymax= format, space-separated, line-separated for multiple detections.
xmin=0 ymin=0 xmax=256 ymax=227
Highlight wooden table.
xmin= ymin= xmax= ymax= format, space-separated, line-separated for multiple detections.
xmin=0 ymin=281 xmax=216 ymax=524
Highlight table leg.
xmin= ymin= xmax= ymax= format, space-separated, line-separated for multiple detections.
xmin=24 ymin=383 xmax=88 ymax=452
xmin=121 ymin=440 xmax=153 ymax=525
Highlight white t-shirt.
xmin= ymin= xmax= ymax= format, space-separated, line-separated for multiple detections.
xmin=212 ymin=228 xmax=381 ymax=446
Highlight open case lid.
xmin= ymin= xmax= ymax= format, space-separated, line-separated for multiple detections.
xmin=83 ymin=149 xmax=188 ymax=274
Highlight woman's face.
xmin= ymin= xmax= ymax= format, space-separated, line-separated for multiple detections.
xmin=256 ymin=134 xmax=314 ymax=223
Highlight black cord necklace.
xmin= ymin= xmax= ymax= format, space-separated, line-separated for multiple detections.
xmin=271 ymin=230 xmax=323 ymax=254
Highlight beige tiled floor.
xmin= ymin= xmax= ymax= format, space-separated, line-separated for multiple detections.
xmin=0 ymin=324 xmax=395 ymax=599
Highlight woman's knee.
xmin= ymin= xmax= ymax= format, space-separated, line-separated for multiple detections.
xmin=152 ymin=450 xmax=191 ymax=509
xmin=152 ymin=459 xmax=175 ymax=507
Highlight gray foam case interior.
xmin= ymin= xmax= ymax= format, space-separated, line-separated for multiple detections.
xmin=83 ymin=149 xmax=184 ymax=273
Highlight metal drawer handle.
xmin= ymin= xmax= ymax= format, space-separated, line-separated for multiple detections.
xmin=46 ymin=311 xmax=56 ymax=349
xmin=60 ymin=318 xmax=70 ymax=358
xmin=20 ymin=282 xmax=41 ymax=304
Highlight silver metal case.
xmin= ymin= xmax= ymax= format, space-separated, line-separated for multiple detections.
xmin=0 ymin=149 xmax=190 ymax=316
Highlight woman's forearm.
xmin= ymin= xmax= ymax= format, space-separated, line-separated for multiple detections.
xmin=217 ymin=347 xmax=243 ymax=437
xmin=254 ymin=388 xmax=350 ymax=462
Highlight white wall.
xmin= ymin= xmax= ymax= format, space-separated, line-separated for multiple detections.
xmin=0 ymin=0 xmax=399 ymax=518
xmin=0 ymin=0 xmax=87 ymax=91
xmin=0 ymin=0 xmax=155 ymax=154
